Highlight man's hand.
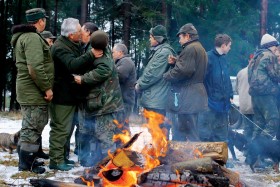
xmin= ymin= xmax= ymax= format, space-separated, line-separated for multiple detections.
xmin=168 ymin=55 xmax=177 ymax=64
xmin=91 ymin=48 xmax=103 ymax=58
xmin=74 ymin=75 xmax=82 ymax=84
xmin=44 ymin=89 xmax=53 ymax=101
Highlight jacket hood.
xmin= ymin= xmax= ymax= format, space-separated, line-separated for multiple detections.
xmin=11 ymin=24 xmax=37 ymax=47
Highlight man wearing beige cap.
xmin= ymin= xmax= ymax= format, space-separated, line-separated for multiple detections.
xmin=11 ymin=8 xmax=54 ymax=174
xmin=248 ymin=33 xmax=280 ymax=140
xmin=41 ymin=30 xmax=56 ymax=46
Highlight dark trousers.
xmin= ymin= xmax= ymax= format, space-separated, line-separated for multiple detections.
xmin=172 ymin=113 xmax=199 ymax=141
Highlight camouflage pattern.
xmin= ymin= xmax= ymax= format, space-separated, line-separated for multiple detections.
xmin=81 ymin=48 xmax=124 ymax=116
xmin=78 ymin=111 xmax=119 ymax=166
xmin=20 ymin=105 xmax=48 ymax=144
xmin=251 ymin=95 xmax=279 ymax=139
xmin=248 ymin=49 xmax=280 ymax=96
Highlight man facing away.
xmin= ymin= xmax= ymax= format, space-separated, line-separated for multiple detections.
xmin=236 ymin=55 xmax=254 ymax=140
xmin=198 ymin=34 xmax=233 ymax=142
xmin=112 ymin=43 xmax=136 ymax=131
xmin=163 ymin=23 xmax=208 ymax=141
xmin=74 ymin=31 xmax=124 ymax=167
xmin=11 ymin=8 xmax=54 ymax=174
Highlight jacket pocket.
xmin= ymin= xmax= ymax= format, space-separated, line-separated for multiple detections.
xmin=85 ymin=89 xmax=104 ymax=112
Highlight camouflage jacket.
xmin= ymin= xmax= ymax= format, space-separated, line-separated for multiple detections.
xmin=81 ymin=48 xmax=124 ymax=116
xmin=248 ymin=48 xmax=280 ymax=96
xmin=11 ymin=24 xmax=54 ymax=105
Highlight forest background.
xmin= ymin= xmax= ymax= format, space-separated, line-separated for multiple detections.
xmin=0 ymin=0 xmax=277 ymax=111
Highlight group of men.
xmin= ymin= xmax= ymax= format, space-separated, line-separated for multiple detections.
xmin=11 ymin=6 xmax=280 ymax=174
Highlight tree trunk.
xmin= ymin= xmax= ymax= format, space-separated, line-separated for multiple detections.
xmin=123 ymin=0 xmax=131 ymax=51
xmin=260 ymin=0 xmax=268 ymax=38
xmin=53 ymin=0 xmax=58 ymax=36
xmin=80 ymin=0 xmax=88 ymax=24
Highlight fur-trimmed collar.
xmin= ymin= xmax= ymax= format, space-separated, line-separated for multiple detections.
xmin=11 ymin=24 xmax=37 ymax=34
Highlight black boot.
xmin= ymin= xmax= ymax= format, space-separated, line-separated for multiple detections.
xmin=18 ymin=149 xmax=45 ymax=174
xmin=37 ymin=136 xmax=49 ymax=159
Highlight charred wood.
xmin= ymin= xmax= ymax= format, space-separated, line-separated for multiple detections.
xmin=30 ymin=179 xmax=93 ymax=187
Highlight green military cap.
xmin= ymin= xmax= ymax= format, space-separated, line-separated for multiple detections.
xmin=176 ymin=23 xmax=198 ymax=36
xmin=149 ymin=25 xmax=167 ymax=43
xmin=26 ymin=8 xmax=48 ymax=22
xmin=41 ymin=31 xmax=56 ymax=39
xmin=90 ymin=30 xmax=109 ymax=50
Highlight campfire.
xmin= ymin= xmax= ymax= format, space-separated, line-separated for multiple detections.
xmin=30 ymin=110 xmax=243 ymax=187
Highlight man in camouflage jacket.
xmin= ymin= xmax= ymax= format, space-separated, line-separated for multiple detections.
xmin=74 ymin=31 xmax=124 ymax=167
xmin=248 ymin=33 xmax=280 ymax=140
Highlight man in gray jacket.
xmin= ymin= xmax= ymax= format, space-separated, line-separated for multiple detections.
xmin=163 ymin=23 xmax=208 ymax=141
xmin=135 ymin=25 xmax=175 ymax=139
xmin=113 ymin=43 xmax=136 ymax=130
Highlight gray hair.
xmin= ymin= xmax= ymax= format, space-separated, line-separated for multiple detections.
xmin=114 ymin=43 xmax=128 ymax=55
xmin=61 ymin=18 xmax=80 ymax=37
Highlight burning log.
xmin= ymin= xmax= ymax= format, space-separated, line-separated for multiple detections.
xmin=220 ymin=165 xmax=240 ymax=186
xmin=167 ymin=141 xmax=228 ymax=165
xmin=170 ymin=157 xmax=219 ymax=173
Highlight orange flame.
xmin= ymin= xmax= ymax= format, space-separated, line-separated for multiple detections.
xmin=113 ymin=130 xmax=130 ymax=144
xmin=193 ymin=148 xmax=204 ymax=159
xmin=80 ymin=176 xmax=95 ymax=187
xmin=98 ymin=109 xmax=168 ymax=186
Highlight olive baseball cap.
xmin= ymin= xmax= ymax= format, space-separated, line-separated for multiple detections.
xmin=26 ymin=8 xmax=48 ymax=22
xmin=90 ymin=30 xmax=109 ymax=50
xmin=41 ymin=31 xmax=56 ymax=39
xmin=176 ymin=23 xmax=198 ymax=36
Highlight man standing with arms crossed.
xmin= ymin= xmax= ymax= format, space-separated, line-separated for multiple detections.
xmin=11 ymin=8 xmax=53 ymax=174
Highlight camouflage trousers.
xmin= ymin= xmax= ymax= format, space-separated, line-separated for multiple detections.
xmin=252 ymin=95 xmax=279 ymax=139
xmin=77 ymin=110 xmax=123 ymax=166
xmin=197 ymin=108 xmax=229 ymax=142
xmin=20 ymin=105 xmax=49 ymax=145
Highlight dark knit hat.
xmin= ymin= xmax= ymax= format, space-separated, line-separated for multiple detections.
xmin=176 ymin=23 xmax=198 ymax=36
xmin=260 ymin=34 xmax=279 ymax=49
xmin=41 ymin=31 xmax=56 ymax=39
xmin=90 ymin=30 xmax=109 ymax=50
xmin=26 ymin=8 xmax=48 ymax=22
xmin=149 ymin=25 xmax=167 ymax=43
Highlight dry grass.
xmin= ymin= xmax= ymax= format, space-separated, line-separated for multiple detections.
xmin=264 ymin=174 xmax=280 ymax=183
xmin=0 ymin=111 xmax=22 ymax=120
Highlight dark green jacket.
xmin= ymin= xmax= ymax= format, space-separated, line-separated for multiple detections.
xmin=51 ymin=35 xmax=95 ymax=105
xmin=11 ymin=24 xmax=54 ymax=105
xmin=81 ymin=48 xmax=124 ymax=116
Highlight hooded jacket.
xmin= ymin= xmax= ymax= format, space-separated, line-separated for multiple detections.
xmin=137 ymin=42 xmax=175 ymax=110
xmin=11 ymin=24 xmax=54 ymax=105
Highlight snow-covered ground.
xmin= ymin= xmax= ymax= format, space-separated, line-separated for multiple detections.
xmin=0 ymin=117 xmax=280 ymax=187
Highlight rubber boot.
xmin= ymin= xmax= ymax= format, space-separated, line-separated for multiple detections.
xmin=37 ymin=136 xmax=49 ymax=159
xmin=18 ymin=149 xmax=45 ymax=174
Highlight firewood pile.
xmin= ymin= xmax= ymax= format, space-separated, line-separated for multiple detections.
xmin=29 ymin=111 xmax=244 ymax=187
